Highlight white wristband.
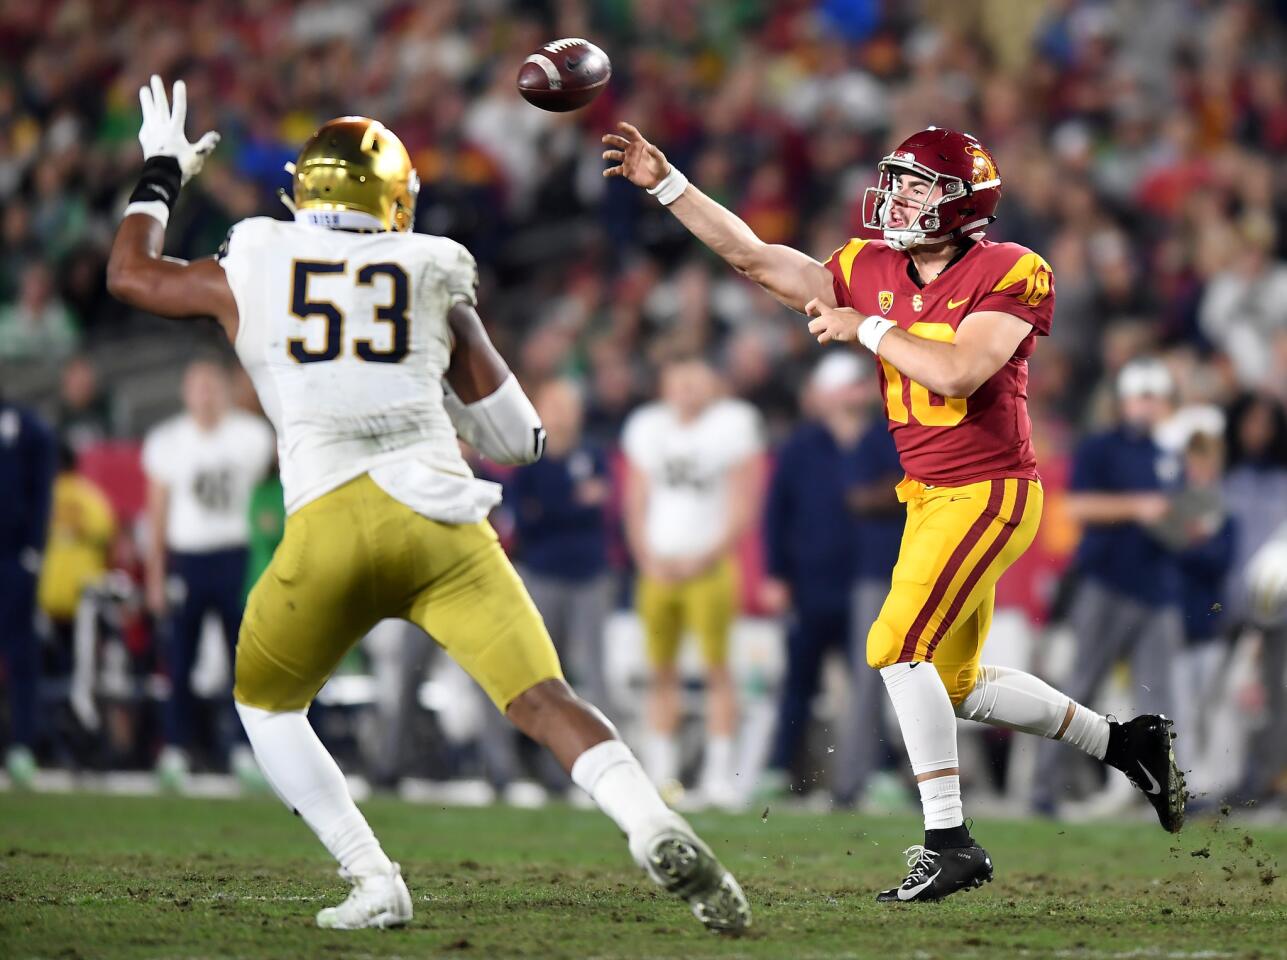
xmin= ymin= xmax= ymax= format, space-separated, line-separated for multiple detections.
xmin=857 ymin=315 xmax=895 ymax=354
xmin=647 ymin=165 xmax=689 ymax=206
xmin=123 ymin=200 xmax=170 ymax=228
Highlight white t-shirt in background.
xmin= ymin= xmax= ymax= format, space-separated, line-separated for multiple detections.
xmin=622 ymin=398 xmax=763 ymax=560
xmin=142 ymin=410 xmax=275 ymax=553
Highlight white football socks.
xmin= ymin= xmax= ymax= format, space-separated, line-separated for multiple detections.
xmin=880 ymin=662 xmax=963 ymax=831
xmin=570 ymin=739 xmax=681 ymax=864
xmin=917 ymin=774 xmax=964 ymax=830
xmin=236 ymin=703 xmax=393 ymax=879
xmin=955 ymin=664 xmax=1109 ymax=760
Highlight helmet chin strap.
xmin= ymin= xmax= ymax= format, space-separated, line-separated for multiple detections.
xmin=882 ymin=228 xmax=927 ymax=251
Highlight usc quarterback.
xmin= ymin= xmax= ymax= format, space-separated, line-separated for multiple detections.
xmin=605 ymin=121 xmax=1186 ymax=901
xmin=107 ymin=76 xmax=750 ymax=934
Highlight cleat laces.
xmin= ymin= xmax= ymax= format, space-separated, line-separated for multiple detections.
xmin=900 ymin=845 xmax=940 ymax=886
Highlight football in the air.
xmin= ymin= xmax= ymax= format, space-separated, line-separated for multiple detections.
xmin=517 ymin=38 xmax=611 ymax=112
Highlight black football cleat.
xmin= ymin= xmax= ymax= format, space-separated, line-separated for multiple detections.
xmin=875 ymin=843 xmax=993 ymax=903
xmin=1105 ymin=714 xmax=1186 ymax=833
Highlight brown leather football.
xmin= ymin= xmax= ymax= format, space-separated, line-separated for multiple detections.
xmin=517 ymin=38 xmax=611 ymax=113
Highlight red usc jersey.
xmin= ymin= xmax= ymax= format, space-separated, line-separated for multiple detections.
xmin=825 ymin=238 xmax=1054 ymax=487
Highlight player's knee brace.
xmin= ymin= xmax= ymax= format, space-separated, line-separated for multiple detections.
xmin=952 ymin=663 xmax=1067 ymax=737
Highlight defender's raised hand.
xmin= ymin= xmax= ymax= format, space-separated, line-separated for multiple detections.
xmin=138 ymin=74 xmax=220 ymax=184
xmin=602 ymin=121 xmax=669 ymax=189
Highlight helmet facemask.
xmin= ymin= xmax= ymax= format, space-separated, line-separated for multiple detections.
xmin=863 ymin=160 xmax=968 ymax=251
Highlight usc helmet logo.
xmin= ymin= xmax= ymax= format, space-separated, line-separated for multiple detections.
xmin=966 ymin=145 xmax=998 ymax=185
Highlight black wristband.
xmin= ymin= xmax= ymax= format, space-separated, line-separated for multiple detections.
xmin=128 ymin=155 xmax=182 ymax=209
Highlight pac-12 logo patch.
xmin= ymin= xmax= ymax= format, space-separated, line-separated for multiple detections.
xmin=878 ymin=290 xmax=895 ymax=315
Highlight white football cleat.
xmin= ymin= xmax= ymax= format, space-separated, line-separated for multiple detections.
xmin=632 ymin=821 xmax=750 ymax=935
xmin=315 ymin=862 xmax=413 ymax=930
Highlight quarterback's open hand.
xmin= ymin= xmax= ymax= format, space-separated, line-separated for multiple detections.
xmin=602 ymin=122 xmax=668 ymax=189
xmin=805 ymin=298 xmax=864 ymax=344
xmin=138 ymin=74 xmax=220 ymax=184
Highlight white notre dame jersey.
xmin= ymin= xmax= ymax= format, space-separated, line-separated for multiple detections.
xmin=142 ymin=410 xmax=275 ymax=552
xmin=219 ymin=217 xmax=502 ymax=520
xmin=621 ymin=398 xmax=764 ymax=560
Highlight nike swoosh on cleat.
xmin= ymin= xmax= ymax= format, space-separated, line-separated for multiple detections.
xmin=1136 ymin=760 xmax=1162 ymax=795
xmin=897 ymin=870 xmax=941 ymax=900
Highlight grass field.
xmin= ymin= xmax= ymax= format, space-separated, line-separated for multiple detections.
xmin=1 ymin=793 xmax=1283 ymax=959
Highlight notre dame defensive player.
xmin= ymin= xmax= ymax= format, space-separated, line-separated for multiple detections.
xmin=107 ymin=75 xmax=749 ymax=934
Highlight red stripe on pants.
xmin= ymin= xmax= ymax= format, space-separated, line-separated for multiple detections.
xmin=897 ymin=479 xmax=1005 ymax=662
xmin=925 ymin=479 xmax=1031 ymax=660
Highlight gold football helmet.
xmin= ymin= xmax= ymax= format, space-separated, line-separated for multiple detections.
xmin=291 ymin=117 xmax=419 ymax=232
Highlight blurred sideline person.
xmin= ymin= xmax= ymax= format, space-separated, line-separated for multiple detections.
xmin=142 ymin=359 xmax=275 ymax=788
xmin=1222 ymin=395 xmax=1287 ymax=626
xmin=507 ymin=378 xmax=614 ymax=715
xmin=605 ymin=120 xmax=1185 ymax=904
xmin=759 ymin=352 xmax=867 ymax=800
xmin=37 ymin=444 xmax=116 ymax=686
xmin=473 ymin=378 xmax=617 ymax=801
xmin=622 ymin=356 xmax=764 ymax=808
xmin=106 ymin=79 xmax=748 ymax=933
xmin=1171 ymin=431 xmax=1236 ymax=796
xmin=1032 ymin=358 xmax=1184 ymax=815
xmin=834 ymin=374 xmax=906 ymax=807
xmin=0 ymin=394 xmax=56 ymax=787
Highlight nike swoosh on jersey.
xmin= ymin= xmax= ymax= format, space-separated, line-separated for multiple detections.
xmin=1136 ymin=760 xmax=1162 ymax=795
xmin=897 ymin=869 xmax=942 ymax=900
xmin=946 ymin=297 xmax=971 ymax=309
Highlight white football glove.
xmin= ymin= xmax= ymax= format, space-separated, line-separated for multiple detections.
xmin=138 ymin=74 xmax=220 ymax=184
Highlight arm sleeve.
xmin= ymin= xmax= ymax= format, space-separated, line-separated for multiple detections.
xmin=442 ymin=375 xmax=545 ymax=466
xmin=972 ymin=250 xmax=1055 ymax=335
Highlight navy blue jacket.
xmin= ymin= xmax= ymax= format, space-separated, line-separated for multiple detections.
xmin=1178 ymin=515 xmax=1236 ymax=644
xmin=849 ymin=421 xmax=904 ymax=581
xmin=505 ymin=445 xmax=608 ymax=582
xmin=1070 ymin=426 xmax=1182 ymax=607
xmin=0 ymin=403 xmax=55 ymax=560
xmin=764 ymin=420 xmax=902 ymax=614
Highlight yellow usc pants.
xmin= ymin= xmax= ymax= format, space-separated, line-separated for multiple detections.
xmin=867 ymin=476 xmax=1043 ymax=704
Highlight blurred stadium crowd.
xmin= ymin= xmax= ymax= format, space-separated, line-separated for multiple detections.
xmin=1 ymin=0 xmax=1286 ymax=815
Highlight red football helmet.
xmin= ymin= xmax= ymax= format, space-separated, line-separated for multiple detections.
xmin=862 ymin=127 xmax=1002 ymax=250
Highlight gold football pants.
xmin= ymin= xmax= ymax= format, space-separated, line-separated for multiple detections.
xmin=637 ymin=558 xmax=737 ymax=667
xmin=235 ymin=474 xmax=563 ymax=713
xmin=866 ymin=476 xmax=1043 ymax=704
